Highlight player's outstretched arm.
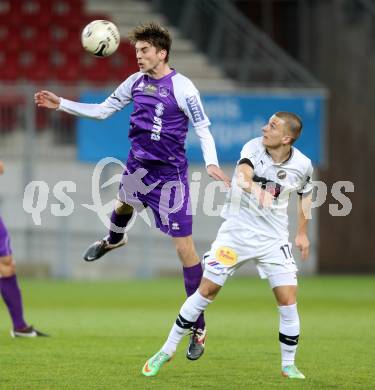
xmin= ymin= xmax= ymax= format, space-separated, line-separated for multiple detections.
xmin=0 ymin=160 xmax=4 ymax=175
xmin=34 ymin=90 xmax=61 ymax=110
xmin=206 ymin=165 xmax=231 ymax=187
xmin=295 ymin=194 xmax=311 ymax=260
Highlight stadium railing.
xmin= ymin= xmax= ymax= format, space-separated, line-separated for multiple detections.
xmin=152 ymin=0 xmax=323 ymax=88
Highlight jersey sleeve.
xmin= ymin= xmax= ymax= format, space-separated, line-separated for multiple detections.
xmin=58 ymin=72 xmax=141 ymax=119
xmin=298 ymin=162 xmax=314 ymax=195
xmin=175 ymin=78 xmax=211 ymax=130
xmin=174 ymin=75 xmax=218 ymax=166
xmin=238 ymin=138 xmax=260 ymax=166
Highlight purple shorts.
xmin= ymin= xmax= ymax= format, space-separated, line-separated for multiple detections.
xmin=0 ymin=217 xmax=12 ymax=257
xmin=118 ymin=154 xmax=192 ymax=237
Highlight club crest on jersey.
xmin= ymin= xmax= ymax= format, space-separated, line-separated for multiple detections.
xmin=144 ymin=84 xmax=157 ymax=95
xmin=277 ymin=170 xmax=287 ymax=180
xmin=158 ymin=85 xmax=170 ymax=97
xmin=215 ymin=246 xmax=238 ymax=266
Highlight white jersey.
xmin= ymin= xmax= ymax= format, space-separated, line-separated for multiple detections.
xmin=221 ymin=137 xmax=313 ymax=241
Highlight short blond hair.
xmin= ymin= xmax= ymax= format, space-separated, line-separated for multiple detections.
xmin=275 ymin=111 xmax=303 ymax=143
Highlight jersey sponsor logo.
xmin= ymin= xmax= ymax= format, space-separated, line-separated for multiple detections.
xmin=151 ymin=103 xmax=164 ymax=141
xmin=253 ymin=175 xmax=283 ymax=199
xmin=215 ymin=246 xmax=237 ymax=266
xmin=155 ymin=103 xmax=164 ymax=117
xmin=144 ymin=84 xmax=157 ymax=95
xmin=277 ymin=170 xmax=287 ymax=180
xmin=186 ymin=95 xmax=205 ymax=123
xmin=158 ymin=85 xmax=170 ymax=97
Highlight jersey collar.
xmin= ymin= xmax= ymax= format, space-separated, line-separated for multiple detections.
xmin=265 ymin=147 xmax=294 ymax=166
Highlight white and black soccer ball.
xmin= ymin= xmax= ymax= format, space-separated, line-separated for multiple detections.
xmin=81 ymin=20 xmax=120 ymax=57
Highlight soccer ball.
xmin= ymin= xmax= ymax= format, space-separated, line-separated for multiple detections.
xmin=81 ymin=20 xmax=120 ymax=57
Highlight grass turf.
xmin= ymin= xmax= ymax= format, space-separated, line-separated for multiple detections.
xmin=0 ymin=276 xmax=374 ymax=389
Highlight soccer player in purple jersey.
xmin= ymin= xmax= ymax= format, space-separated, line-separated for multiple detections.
xmin=0 ymin=160 xmax=48 ymax=337
xmin=35 ymin=22 xmax=230 ymax=359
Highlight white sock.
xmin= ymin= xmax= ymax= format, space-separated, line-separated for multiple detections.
xmin=278 ymin=303 xmax=300 ymax=368
xmin=161 ymin=291 xmax=212 ymax=356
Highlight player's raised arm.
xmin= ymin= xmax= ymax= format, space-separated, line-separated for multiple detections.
xmin=34 ymin=89 xmax=121 ymax=120
xmin=34 ymin=73 xmax=139 ymax=120
xmin=34 ymin=90 xmax=60 ymax=109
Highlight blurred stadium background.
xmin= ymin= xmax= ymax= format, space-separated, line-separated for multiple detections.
xmin=0 ymin=0 xmax=373 ymax=278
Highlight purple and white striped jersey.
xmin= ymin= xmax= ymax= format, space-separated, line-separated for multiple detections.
xmin=59 ymin=70 xmax=219 ymax=168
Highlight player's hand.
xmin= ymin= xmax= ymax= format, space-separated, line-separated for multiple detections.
xmin=206 ymin=165 xmax=231 ymax=188
xmin=0 ymin=161 xmax=4 ymax=175
xmin=34 ymin=90 xmax=61 ymax=110
xmin=295 ymin=233 xmax=310 ymax=260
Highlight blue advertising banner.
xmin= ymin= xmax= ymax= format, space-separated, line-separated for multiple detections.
xmin=78 ymin=91 xmax=326 ymax=165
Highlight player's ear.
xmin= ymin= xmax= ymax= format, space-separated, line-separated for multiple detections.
xmin=158 ymin=49 xmax=167 ymax=61
xmin=282 ymin=135 xmax=294 ymax=145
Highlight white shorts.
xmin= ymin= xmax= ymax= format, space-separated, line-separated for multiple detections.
xmin=202 ymin=219 xmax=298 ymax=288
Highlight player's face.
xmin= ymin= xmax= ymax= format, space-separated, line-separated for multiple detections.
xmin=135 ymin=41 xmax=166 ymax=73
xmin=262 ymin=115 xmax=291 ymax=148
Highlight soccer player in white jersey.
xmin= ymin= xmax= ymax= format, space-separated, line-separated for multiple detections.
xmin=142 ymin=112 xmax=313 ymax=379
xmin=35 ymin=23 xmax=230 ymax=359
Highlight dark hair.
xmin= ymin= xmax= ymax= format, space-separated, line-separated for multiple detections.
xmin=128 ymin=22 xmax=172 ymax=62
xmin=275 ymin=111 xmax=303 ymax=144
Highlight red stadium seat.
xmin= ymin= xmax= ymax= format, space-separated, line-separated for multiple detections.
xmin=18 ymin=49 xmax=50 ymax=82
xmin=81 ymin=55 xmax=113 ymax=84
xmin=49 ymin=49 xmax=81 ymax=83
xmin=0 ymin=0 xmax=118 ymax=84
xmin=0 ymin=51 xmax=19 ymax=81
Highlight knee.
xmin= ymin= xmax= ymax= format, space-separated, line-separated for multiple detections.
xmin=175 ymin=242 xmax=190 ymax=260
xmin=198 ymin=279 xmax=221 ymax=301
xmin=175 ymin=240 xmax=194 ymax=261
xmin=0 ymin=256 xmax=16 ymax=277
xmin=278 ymin=297 xmax=297 ymax=306
xmin=273 ymin=285 xmax=297 ymax=306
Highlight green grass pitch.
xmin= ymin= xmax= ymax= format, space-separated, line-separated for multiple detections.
xmin=0 ymin=276 xmax=374 ymax=389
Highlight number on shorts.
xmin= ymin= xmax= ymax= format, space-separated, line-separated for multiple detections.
xmin=280 ymin=244 xmax=292 ymax=259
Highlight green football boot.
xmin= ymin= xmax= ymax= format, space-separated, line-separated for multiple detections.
xmin=281 ymin=365 xmax=306 ymax=379
xmin=142 ymin=351 xmax=171 ymax=377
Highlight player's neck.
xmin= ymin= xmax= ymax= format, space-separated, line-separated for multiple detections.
xmin=147 ymin=63 xmax=172 ymax=79
xmin=266 ymin=146 xmax=292 ymax=164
